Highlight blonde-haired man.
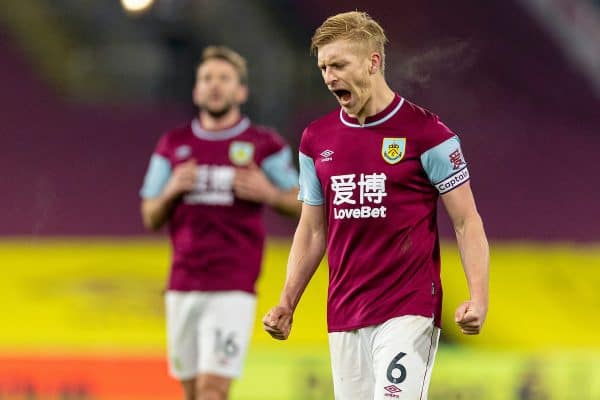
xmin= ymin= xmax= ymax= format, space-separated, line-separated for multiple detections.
xmin=140 ymin=45 xmax=300 ymax=400
xmin=264 ymin=12 xmax=489 ymax=399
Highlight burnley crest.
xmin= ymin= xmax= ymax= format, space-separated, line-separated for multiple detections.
xmin=382 ymin=138 xmax=406 ymax=164
xmin=229 ymin=141 xmax=255 ymax=166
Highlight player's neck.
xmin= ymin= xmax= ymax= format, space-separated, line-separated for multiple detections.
xmin=354 ymin=80 xmax=395 ymax=125
xmin=199 ymin=109 xmax=242 ymax=131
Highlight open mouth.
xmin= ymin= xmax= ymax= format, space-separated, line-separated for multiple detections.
xmin=333 ymin=89 xmax=352 ymax=104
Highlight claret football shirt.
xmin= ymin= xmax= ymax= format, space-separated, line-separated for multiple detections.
xmin=298 ymin=95 xmax=469 ymax=331
xmin=140 ymin=117 xmax=298 ymax=294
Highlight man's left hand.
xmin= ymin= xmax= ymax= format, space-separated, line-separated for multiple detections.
xmin=454 ymin=300 xmax=487 ymax=335
xmin=233 ymin=162 xmax=278 ymax=205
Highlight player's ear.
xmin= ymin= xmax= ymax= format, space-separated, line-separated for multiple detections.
xmin=236 ymin=84 xmax=249 ymax=104
xmin=369 ymin=53 xmax=382 ymax=75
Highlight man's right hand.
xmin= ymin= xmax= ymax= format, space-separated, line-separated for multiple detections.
xmin=262 ymin=305 xmax=293 ymax=340
xmin=163 ymin=159 xmax=197 ymax=200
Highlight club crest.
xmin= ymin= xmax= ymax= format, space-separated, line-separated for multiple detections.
xmin=229 ymin=141 xmax=255 ymax=166
xmin=382 ymin=138 xmax=406 ymax=164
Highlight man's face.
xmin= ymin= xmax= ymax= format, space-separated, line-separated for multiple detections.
xmin=317 ymin=39 xmax=373 ymax=117
xmin=193 ymin=59 xmax=247 ymax=118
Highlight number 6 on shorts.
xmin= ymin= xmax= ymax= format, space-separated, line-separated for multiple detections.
xmin=386 ymin=352 xmax=407 ymax=384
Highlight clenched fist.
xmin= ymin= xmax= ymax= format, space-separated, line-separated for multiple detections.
xmin=262 ymin=305 xmax=294 ymax=340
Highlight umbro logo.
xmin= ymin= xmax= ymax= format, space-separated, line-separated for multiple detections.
xmin=384 ymin=384 xmax=402 ymax=398
xmin=320 ymin=149 xmax=334 ymax=162
xmin=175 ymin=145 xmax=192 ymax=160
xmin=384 ymin=385 xmax=401 ymax=393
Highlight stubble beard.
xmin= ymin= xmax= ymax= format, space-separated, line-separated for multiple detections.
xmin=203 ymin=103 xmax=233 ymax=119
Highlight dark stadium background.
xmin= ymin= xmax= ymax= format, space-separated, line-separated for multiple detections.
xmin=1 ymin=1 xmax=598 ymax=399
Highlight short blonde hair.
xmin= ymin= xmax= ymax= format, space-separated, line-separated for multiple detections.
xmin=311 ymin=11 xmax=388 ymax=70
xmin=199 ymin=46 xmax=248 ymax=84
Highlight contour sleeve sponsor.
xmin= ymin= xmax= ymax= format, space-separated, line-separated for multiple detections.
xmin=420 ymin=136 xmax=470 ymax=194
xmin=140 ymin=154 xmax=172 ymax=198
xmin=298 ymin=152 xmax=324 ymax=205
xmin=261 ymin=146 xmax=299 ymax=190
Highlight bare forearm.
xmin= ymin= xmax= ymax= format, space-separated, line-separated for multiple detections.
xmin=455 ymin=213 xmax=489 ymax=303
xmin=279 ymin=222 xmax=326 ymax=311
xmin=269 ymin=188 xmax=302 ymax=217
xmin=263 ymin=204 xmax=326 ymax=341
xmin=141 ymin=195 xmax=177 ymax=231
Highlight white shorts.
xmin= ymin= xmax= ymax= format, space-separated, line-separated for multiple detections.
xmin=328 ymin=315 xmax=440 ymax=400
xmin=165 ymin=290 xmax=256 ymax=381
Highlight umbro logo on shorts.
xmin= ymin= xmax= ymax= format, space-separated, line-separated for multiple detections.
xmin=384 ymin=384 xmax=402 ymax=398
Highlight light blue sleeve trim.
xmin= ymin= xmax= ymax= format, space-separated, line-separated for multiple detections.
xmin=140 ymin=154 xmax=172 ymax=198
xmin=261 ymin=146 xmax=299 ymax=190
xmin=420 ymin=136 xmax=468 ymax=185
xmin=298 ymin=152 xmax=324 ymax=205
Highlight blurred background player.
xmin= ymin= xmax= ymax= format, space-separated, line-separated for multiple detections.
xmin=263 ymin=11 xmax=489 ymax=399
xmin=140 ymin=45 xmax=300 ymax=400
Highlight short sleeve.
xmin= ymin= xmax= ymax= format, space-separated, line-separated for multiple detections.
xmin=154 ymin=132 xmax=171 ymax=158
xmin=298 ymin=152 xmax=324 ymax=205
xmin=420 ymin=136 xmax=470 ymax=194
xmin=261 ymin=146 xmax=299 ymax=190
xmin=140 ymin=154 xmax=172 ymax=198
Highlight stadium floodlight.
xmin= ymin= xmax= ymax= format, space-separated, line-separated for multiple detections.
xmin=120 ymin=0 xmax=155 ymax=14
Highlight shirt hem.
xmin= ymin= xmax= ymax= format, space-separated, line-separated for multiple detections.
xmin=327 ymin=311 xmax=440 ymax=332
xmin=167 ymin=287 xmax=256 ymax=295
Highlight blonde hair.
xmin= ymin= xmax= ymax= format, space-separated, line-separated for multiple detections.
xmin=199 ymin=46 xmax=248 ymax=84
xmin=311 ymin=11 xmax=388 ymax=70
